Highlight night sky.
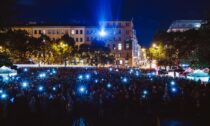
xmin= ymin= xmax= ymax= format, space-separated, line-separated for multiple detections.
xmin=10 ymin=0 xmax=210 ymax=46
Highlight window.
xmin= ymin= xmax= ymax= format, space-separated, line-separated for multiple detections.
xmin=71 ymin=30 xmax=75 ymax=35
xmin=118 ymin=43 xmax=122 ymax=51
xmin=80 ymin=38 xmax=83 ymax=42
xmin=39 ymin=30 xmax=42 ymax=34
xmin=76 ymin=38 xmax=79 ymax=42
xmin=76 ymin=30 xmax=79 ymax=34
xmin=126 ymin=23 xmax=130 ymax=27
xmin=34 ymin=30 xmax=37 ymax=34
xmin=119 ymin=60 xmax=123 ymax=65
xmin=80 ymin=30 xmax=83 ymax=34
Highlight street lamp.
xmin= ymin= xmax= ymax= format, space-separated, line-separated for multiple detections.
xmin=152 ymin=43 xmax=157 ymax=48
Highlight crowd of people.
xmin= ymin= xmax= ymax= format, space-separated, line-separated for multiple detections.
xmin=0 ymin=67 xmax=210 ymax=126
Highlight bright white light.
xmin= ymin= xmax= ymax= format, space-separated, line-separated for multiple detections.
xmin=0 ymin=90 xmax=3 ymax=94
xmin=99 ymin=29 xmax=107 ymax=37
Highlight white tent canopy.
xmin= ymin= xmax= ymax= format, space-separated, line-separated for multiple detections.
xmin=0 ymin=66 xmax=17 ymax=76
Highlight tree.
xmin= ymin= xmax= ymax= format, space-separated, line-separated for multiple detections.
xmin=51 ymin=41 xmax=73 ymax=65
xmin=0 ymin=53 xmax=12 ymax=67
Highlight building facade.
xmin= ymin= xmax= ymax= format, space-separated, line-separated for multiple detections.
xmin=167 ymin=20 xmax=204 ymax=32
xmin=13 ymin=21 xmax=141 ymax=67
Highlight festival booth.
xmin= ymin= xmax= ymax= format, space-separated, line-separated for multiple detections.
xmin=0 ymin=66 xmax=17 ymax=80
xmin=187 ymin=69 xmax=210 ymax=82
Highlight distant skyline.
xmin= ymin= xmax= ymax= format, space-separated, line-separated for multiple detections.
xmin=6 ymin=0 xmax=210 ymax=47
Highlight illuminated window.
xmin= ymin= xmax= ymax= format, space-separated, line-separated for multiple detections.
xmin=71 ymin=30 xmax=75 ymax=35
xmin=119 ymin=60 xmax=123 ymax=64
xmin=118 ymin=43 xmax=122 ymax=50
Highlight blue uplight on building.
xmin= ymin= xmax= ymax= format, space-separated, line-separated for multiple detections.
xmin=99 ymin=29 xmax=107 ymax=37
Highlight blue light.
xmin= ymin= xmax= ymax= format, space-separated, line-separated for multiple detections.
xmin=78 ymin=86 xmax=87 ymax=94
xmin=1 ymin=93 xmax=7 ymax=99
xmin=129 ymin=69 xmax=134 ymax=74
xmin=38 ymin=86 xmax=44 ymax=92
xmin=39 ymin=73 xmax=46 ymax=78
xmin=0 ymin=90 xmax=3 ymax=94
xmin=170 ymin=81 xmax=176 ymax=86
xmin=85 ymin=74 xmax=90 ymax=80
xmin=115 ymin=69 xmax=119 ymax=72
xmin=135 ymin=71 xmax=140 ymax=76
xmin=107 ymin=83 xmax=112 ymax=88
xmin=109 ymin=67 xmax=113 ymax=72
xmin=52 ymin=87 xmax=56 ymax=91
xmin=99 ymin=29 xmax=107 ymax=37
xmin=22 ymin=81 xmax=29 ymax=88
xmin=171 ymin=87 xmax=177 ymax=92
xmin=23 ymin=68 xmax=28 ymax=72
xmin=10 ymin=97 xmax=14 ymax=103
xmin=122 ymin=77 xmax=128 ymax=83
xmin=143 ymin=90 xmax=148 ymax=95
xmin=95 ymin=79 xmax=99 ymax=83
xmin=78 ymin=75 xmax=83 ymax=80
xmin=152 ymin=72 xmax=156 ymax=75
